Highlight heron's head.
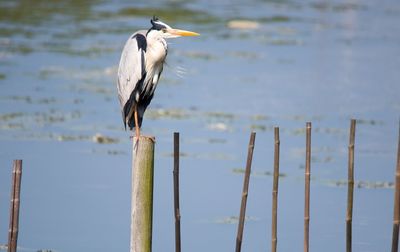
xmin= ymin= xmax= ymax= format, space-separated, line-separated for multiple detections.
xmin=147 ymin=17 xmax=199 ymax=40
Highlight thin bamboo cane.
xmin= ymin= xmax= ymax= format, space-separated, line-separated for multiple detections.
xmin=346 ymin=119 xmax=356 ymax=252
xmin=235 ymin=132 xmax=256 ymax=252
xmin=271 ymin=127 xmax=280 ymax=252
xmin=173 ymin=132 xmax=181 ymax=252
xmin=7 ymin=160 xmax=22 ymax=252
xmin=391 ymin=121 xmax=400 ymax=252
xmin=304 ymin=122 xmax=311 ymax=252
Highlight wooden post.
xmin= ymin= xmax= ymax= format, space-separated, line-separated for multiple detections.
xmin=391 ymin=121 xmax=400 ymax=252
xmin=346 ymin=119 xmax=356 ymax=252
xmin=131 ymin=136 xmax=155 ymax=252
xmin=271 ymin=127 xmax=280 ymax=252
xmin=235 ymin=132 xmax=256 ymax=252
xmin=173 ymin=132 xmax=181 ymax=252
xmin=8 ymin=160 xmax=22 ymax=252
xmin=304 ymin=122 xmax=311 ymax=252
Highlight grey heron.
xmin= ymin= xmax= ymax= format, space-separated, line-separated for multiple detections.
xmin=117 ymin=17 xmax=199 ymax=139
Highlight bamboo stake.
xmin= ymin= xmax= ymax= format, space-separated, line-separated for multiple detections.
xmin=304 ymin=122 xmax=311 ymax=252
xmin=391 ymin=121 xmax=400 ymax=252
xmin=173 ymin=132 xmax=181 ymax=252
xmin=7 ymin=160 xmax=22 ymax=252
xmin=131 ymin=136 xmax=155 ymax=252
xmin=235 ymin=132 xmax=256 ymax=252
xmin=346 ymin=119 xmax=356 ymax=252
xmin=271 ymin=127 xmax=280 ymax=252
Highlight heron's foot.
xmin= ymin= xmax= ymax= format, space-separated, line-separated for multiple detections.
xmin=130 ymin=135 xmax=155 ymax=150
xmin=133 ymin=137 xmax=139 ymax=150
xmin=130 ymin=134 xmax=140 ymax=150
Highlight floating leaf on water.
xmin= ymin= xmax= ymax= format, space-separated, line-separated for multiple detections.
xmin=162 ymin=151 xmax=189 ymax=158
xmin=92 ymin=133 xmax=119 ymax=144
xmin=291 ymin=128 xmax=306 ymax=135
xmin=325 ymin=179 xmax=394 ymax=189
xmin=146 ymin=108 xmax=190 ymax=120
xmin=5 ymin=95 xmax=57 ymax=105
xmin=356 ymin=119 xmax=383 ymax=126
xmin=90 ymin=149 xmax=127 ymax=155
xmin=260 ymin=15 xmax=291 ymax=23
xmin=228 ymin=51 xmax=260 ymax=60
xmin=227 ymin=20 xmax=260 ymax=30
xmin=181 ymin=51 xmax=217 ymax=60
xmin=267 ymin=38 xmax=303 ymax=46
xmin=33 ymin=110 xmax=81 ymax=125
xmin=232 ymin=168 xmax=245 ymax=174
xmin=232 ymin=168 xmax=286 ymax=177
xmin=356 ymin=180 xmax=395 ymax=189
xmin=310 ymin=155 xmax=334 ymax=163
xmin=250 ymin=124 xmax=272 ymax=132
xmin=205 ymin=111 xmax=235 ymax=120
xmin=0 ymin=123 xmax=24 ymax=130
xmin=108 ymin=150 xmax=126 ymax=155
xmin=251 ymin=114 xmax=269 ymax=121
xmin=57 ymin=134 xmax=89 ymax=142
xmin=334 ymin=3 xmax=367 ymax=12
xmin=214 ymin=215 xmax=259 ymax=224
xmin=40 ymin=66 xmax=115 ymax=84
xmin=208 ymin=138 xmax=227 ymax=144
xmin=207 ymin=122 xmax=231 ymax=132
xmin=0 ymin=112 xmax=24 ymax=121
xmin=315 ymin=127 xmax=346 ymax=135
xmin=9 ymin=43 xmax=33 ymax=54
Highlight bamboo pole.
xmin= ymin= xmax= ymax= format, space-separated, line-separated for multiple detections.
xmin=391 ymin=121 xmax=400 ymax=252
xmin=304 ymin=122 xmax=311 ymax=252
xmin=173 ymin=132 xmax=181 ymax=252
xmin=271 ymin=127 xmax=280 ymax=252
xmin=131 ymin=136 xmax=155 ymax=252
xmin=346 ymin=119 xmax=356 ymax=252
xmin=235 ymin=132 xmax=256 ymax=252
xmin=7 ymin=160 xmax=22 ymax=252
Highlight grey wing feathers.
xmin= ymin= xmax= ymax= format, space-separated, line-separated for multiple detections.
xmin=117 ymin=30 xmax=147 ymax=128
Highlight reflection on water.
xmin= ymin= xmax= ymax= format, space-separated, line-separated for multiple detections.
xmin=1 ymin=0 xmax=400 ymax=251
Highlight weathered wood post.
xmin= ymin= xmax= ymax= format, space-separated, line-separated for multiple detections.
xmin=8 ymin=159 xmax=22 ymax=252
xmin=304 ymin=122 xmax=311 ymax=252
xmin=271 ymin=127 xmax=280 ymax=252
xmin=235 ymin=132 xmax=256 ymax=252
xmin=391 ymin=121 xmax=400 ymax=252
xmin=346 ymin=119 xmax=356 ymax=252
xmin=131 ymin=136 xmax=155 ymax=252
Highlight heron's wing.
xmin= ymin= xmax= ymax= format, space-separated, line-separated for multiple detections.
xmin=117 ymin=30 xmax=147 ymax=127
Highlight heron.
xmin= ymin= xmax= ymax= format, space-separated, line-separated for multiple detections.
xmin=117 ymin=17 xmax=199 ymax=140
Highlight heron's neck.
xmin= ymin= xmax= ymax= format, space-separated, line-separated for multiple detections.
xmin=145 ymin=37 xmax=167 ymax=86
xmin=147 ymin=37 xmax=167 ymax=64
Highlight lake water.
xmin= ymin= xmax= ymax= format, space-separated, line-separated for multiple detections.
xmin=1 ymin=0 xmax=400 ymax=251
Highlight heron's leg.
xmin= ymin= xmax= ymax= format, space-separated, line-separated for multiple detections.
xmin=134 ymin=106 xmax=140 ymax=140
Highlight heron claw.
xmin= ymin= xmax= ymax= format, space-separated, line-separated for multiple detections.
xmin=130 ymin=134 xmax=140 ymax=151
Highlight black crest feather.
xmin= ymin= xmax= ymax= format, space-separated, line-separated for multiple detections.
xmin=149 ymin=16 xmax=167 ymax=31
xmin=151 ymin=16 xmax=159 ymax=25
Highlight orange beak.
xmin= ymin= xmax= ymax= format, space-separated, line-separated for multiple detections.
xmin=168 ymin=28 xmax=200 ymax=37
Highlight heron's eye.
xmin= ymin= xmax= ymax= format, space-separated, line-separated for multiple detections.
xmin=162 ymin=29 xmax=167 ymax=33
